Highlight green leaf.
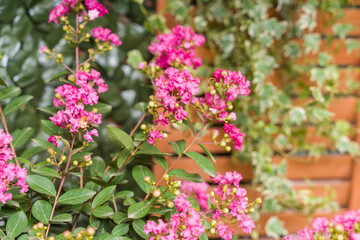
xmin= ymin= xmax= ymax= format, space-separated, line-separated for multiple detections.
xmin=346 ymin=39 xmax=359 ymax=54
xmin=58 ymin=188 xmax=96 ymax=205
xmin=32 ymin=200 xmax=52 ymax=224
xmin=33 ymin=167 xmax=61 ymax=179
xmin=127 ymin=49 xmax=145 ymax=69
xmin=333 ymin=23 xmax=354 ymax=40
xmin=185 ymin=151 xmax=216 ymax=177
xmin=136 ymin=142 xmax=171 ymax=156
xmin=132 ymin=165 xmax=155 ymax=194
xmin=6 ymin=211 xmax=27 ymax=237
xmin=153 ymin=155 xmax=168 ymax=170
xmin=92 ymin=206 xmax=114 ymax=219
xmin=41 ymin=120 xmax=63 ymax=136
xmin=45 ymin=71 xmax=71 ymax=83
xmin=113 ymin=212 xmax=128 ymax=224
xmin=115 ymin=190 xmax=134 ymax=199
xmin=197 ymin=143 xmax=216 ymax=162
xmin=31 ymin=138 xmax=58 ymax=151
xmin=107 ymin=126 xmax=134 ymax=152
xmin=92 ymin=185 xmax=116 ymax=209
xmin=11 ymin=127 xmax=34 ymax=147
xmin=26 ymin=175 xmax=56 ymax=197
xmin=127 ymin=202 xmax=150 ymax=219
xmin=20 ymin=147 xmax=43 ymax=159
xmin=3 ymin=95 xmax=33 ymax=115
xmin=168 ymin=169 xmax=203 ymax=183
xmin=89 ymin=157 xmax=106 ymax=177
xmin=112 ymin=223 xmax=129 ymax=236
xmin=52 ymin=213 xmax=73 ymax=224
xmin=289 ymin=107 xmax=307 ymax=125
xmin=169 ymin=140 xmax=186 ymax=155
xmin=310 ymin=87 xmax=325 ymax=103
xmin=91 ymin=103 xmax=112 ymax=115
xmin=0 ymin=86 xmax=21 ymax=100
xmin=132 ymin=219 xmax=149 ymax=239
xmin=116 ymin=149 xmax=131 ymax=168
xmin=265 ymin=216 xmax=288 ymax=239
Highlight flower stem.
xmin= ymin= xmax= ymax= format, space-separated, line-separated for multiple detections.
xmin=46 ymin=135 xmax=76 ymax=236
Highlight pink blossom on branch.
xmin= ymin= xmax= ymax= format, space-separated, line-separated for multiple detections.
xmin=149 ymin=25 xmax=205 ymax=69
xmin=0 ymin=130 xmax=28 ymax=204
xmin=92 ymin=26 xmax=122 ymax=46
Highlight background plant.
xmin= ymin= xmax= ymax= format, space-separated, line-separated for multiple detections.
xmin=157 ymin=0 xmax=360 ymax=237
xmin=0 ymin=0 xmax=260 ymax=239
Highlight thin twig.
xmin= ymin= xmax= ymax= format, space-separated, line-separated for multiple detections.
xmin=0 ymin=105 xmax=20 ymax=166
xmin=130 ymin=113 xmax=147 ymax=137
xmin=46 ymin=134 xmax=76 ymax=236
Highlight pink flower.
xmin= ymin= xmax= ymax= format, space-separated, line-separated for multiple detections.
xmin=181 ymin=181 xmax=210 ymax=210
xmin=148 ymin=131 xmax=164 ymax=145
xmin=88 ymin=9 xmax=100 ymax=20
xmin=84 ymin=129 xmax=99 ymax=142
xmin=84 ymin=0 xmax=109 ymax=17
xmin=149 ymin=25 xmax=205 ymax=69
xmin=48 ymin=136 xmax=58 ymax=147
xmin=223 ymin=123 xmax=245 ymax=150
xmin=217 ymin=224 xmax=234 ymax=240
xmin=92 ymin=26 xmax=122 ymax=46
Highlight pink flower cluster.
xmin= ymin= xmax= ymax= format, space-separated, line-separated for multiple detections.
xmin=213 ymin=69 xmax=251 ymax=101
xmin=181 ymin=181 xmax=210 ymax=210
xmin=49 ymin=0 xmax=108 ymax=23
xmin=148 ymin=67 xmax=200 ymax=145
xmin=211 ymin=172 xmax=255 ymax=237
xmin=149 ymin=25 xmax=205 ymax=69
xmin=155 ymin=67 xmax=199 ymax=121
xmin=144 ymin=194 xmax=205 ymax=240
xmin=92 ymin=26 xmax=122 ymax=46
xmin=49 ymin=69 xmax=107 ymax=142
xmin=0 ymin=130 xmax=28 ymax=204
xmin=223 ymin=123 xmax=245 ymax=150
xmin=285 ymin=210 xmax=360 ymax=240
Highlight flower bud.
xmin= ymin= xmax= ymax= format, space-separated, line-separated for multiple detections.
xmin=152 ymin=189 xmax=161 ymax=198
xmin=46 ymin=157 xmax=52 ymax=163
xmin=167 ymin=201 xmax=174 ymax=208
xmin=163 ymin=132 xmax=168 ymax=139
xmin=219 ymin=140 xmax=226 ymax=147
xmin=47 ymin=148 xmax=55 ymax=155
xmin=140 ymin=124 xmax=147 ymax=131
xmin=223 ymin=208 xmax=229 ymax=214
xmin=210 ymin=89 xmax=216 ymax=95
xmin=63 ymin=230 xmax=72 ymax=239
xmin=210 ymin=220 xmax=217 ymax=226
xmin=91 ymin=108 xmax=98 ymax=113
xmin=248 ymin=207 xmax=255 ymax=213
xmin=163 ymin=174 xmax=169 ymax=181
xmin=173 ymin=189 xmax=180 ymax=196
xmin=61 ymin=155 xmax=67 ymax=161
xmin=48 ymin=237 xmax=55 ymax=240
xmin=86 ymin=227 xmax=95 ymax=236
xmin=255 ymin=197 xmax=262 ymax=204
xmin=144 ymin=176 xmax=151 ymax=183
xmin=335 ymin=224 xmax=344 ymax=233
xmin=210 ymin=228 xmax=216 ymax=234
xmin=73 ymin=160 xmax=79 ymax=166
xmin=225 ymin=146 xmax=231 ymax=152
xmin=37 ymin=222 xmax=44 ymax=229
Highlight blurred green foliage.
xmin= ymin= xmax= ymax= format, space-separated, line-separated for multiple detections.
xmin=161 ymin=0 xmax=360 ymax=236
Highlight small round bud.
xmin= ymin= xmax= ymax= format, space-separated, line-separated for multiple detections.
xmin=32 ymin=224 xmax=38 ymax=231
xmin=181 ymin=225 xmax=187 ymax=230
xmin=210 ymin=89 xmax=217 ymax=95
xmin=149 ymin=95 xmax=155 ymax=101
xmin=173 ymin=189 xmax=180 ymax=196
xmin=91 ymin=108 xmax=98 ymax=113
xmin=225 ymin=146 xmax=231 ymax=152
xmin=232 ymin=187 xmax=237 ymax=193
xmin=61 ymin=155 xmax=67 ymax=161
xmin=152 ymin=189 xmax=161 ymax=198
xmin=73 ymin=161 xmax=79 ymax=166
xmin=144 ymin=176 xmax=151 ymax=183
xmin=335 ymin=224 xmax=344 ymax=233
xmin=210 ymin=228 xmax=216 ymax=234
xmin=211 ymin=220 xmax=217 ymax=226
xmin=337 ymin=235 xmax=344 ymax=240
xmin=148 ymin=101 xmax=155 ymax=108
xmin=214 ymin=82 xmax=220 ymax=88
xmin=223 ymin=208 xmax=229 ymax=214
xmin=221 ymin=70 xmax=228 ymax=76
xmin=163 ymin=174 xmax=169 ymax=181
xmin=47 ymin=148 xmax=55 ymax=155
xmin=140 ymin=124 xmax=147 ymax=131
xmin=48 ymin=237 xmax=55 ymax=240
xmin=86 ymin=227 xmax=95 ymax=236
xmin=55 ymin=93 xmax=62 ymax=99
xmin=219 ymin=140 xmax=226 ymax=147
xmin=37 ymin=222 xmax=44 ymax=229
xmin=63 ymin=230 xmax=72 ymax=239
xmin=46 ymin=158 xmax=52 ymax=163
xmin=163 ymin=133 xmax=168 ymax=139
xmin=76 ymin=233 xmax=82 ymax=240
xmin=255 ymin=197 xmax=262 ymax=204
xmin=167 ymin=201 xmax=174 ymax=208
xmin=79 ymin=24 xmax=85 ymax=30
xmin=248 ymin=207 xmax=255 ymax=213
xmin=210 ymin=191 xmax=215 ymax=198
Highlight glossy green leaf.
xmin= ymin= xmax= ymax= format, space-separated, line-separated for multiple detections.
xmin=132 ymin=165 xmax=155 ymax=193
xmin=26 ymin=175 xmax=56 ymax=197
xmin=196 ymin=143 xmax=216 ymax=162
xmin=33 ymin=167 xmax=61 ymax=179
xmin=185 ymin=151 xmax=216 ymax=177
xmin=112 ymin=223 xmax=129 ymax=236
xmin=127 ymin=49 xmax=144 ymax=69
xmin=52 ymin=213 xmax=73 ymax=224
xmin=92 ymin=185 xmax=116 ymax=209
xmin=6 ymin=211 xmax=27 ymax=237
xmin=58 ymin=188 xmax=96 ymax=205
xmin=3 ymin=95 xmax=33 ymax=115
xmin=169 ymin=140 xmax=186 ymax=155
xmin=265 ymin=216 xmax=288 ymax=239
xmin=132 ymin=219 xmax=149 ymax=239
xmin=153 ymin=155 xmax=168 ymax=170
xmin=168 ymin=169 xmax=203 ymax=183
xmin=92 ymin=206 xmax=114 ymax=219
xmin=32 ymin=200 xmax=52 ymax=224
xmin=107 ymin=126 xmax=134 ymax=152
xmin=0 ymin=86 xmax=21 ymax=100
xmin=127 ymin=202 xmax=150 ymax=219
xmin=11 ymin=127 xmax=34 ymax=147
